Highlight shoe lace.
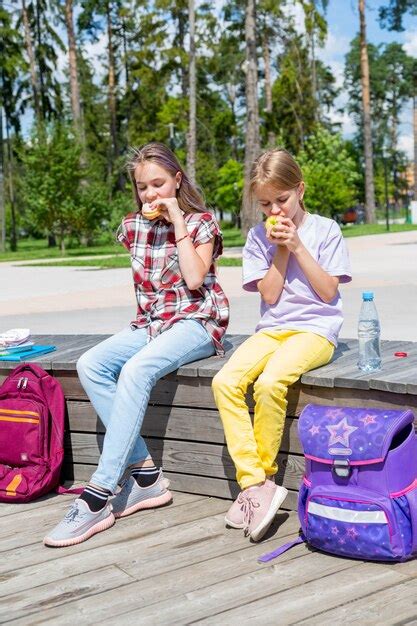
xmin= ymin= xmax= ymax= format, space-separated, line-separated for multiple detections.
xmin=238 ymin=491 xmax=260 ymax=534
xmin=63 ymin=503 xmax=86 ymax=524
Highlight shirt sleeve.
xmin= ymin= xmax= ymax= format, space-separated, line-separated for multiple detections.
xmin=192 ymin=213 xmax=223 ymax=260
xmin=242 ymin=227 xmax=270 ymax=292
xmin=319 ymin=221 xmax=352 ymax=283
xmin=117 ymin=214 xmax=135 ymax=252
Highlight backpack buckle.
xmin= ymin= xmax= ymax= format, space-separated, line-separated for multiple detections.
xmin=332 ymin=459 xmax=351 ymax=478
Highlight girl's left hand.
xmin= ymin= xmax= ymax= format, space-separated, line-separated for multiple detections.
xmin=149 ymin=197 xmax=183 ymax=225
xmin=268 ymin=217 xmax=303 ymax=253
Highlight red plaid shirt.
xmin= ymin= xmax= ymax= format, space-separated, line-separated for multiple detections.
xmin=118 ymin=211 xmax=230 ymax=355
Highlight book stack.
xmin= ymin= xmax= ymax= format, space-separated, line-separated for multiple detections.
xmin=0 ymin=329 xmax=56 ymax=361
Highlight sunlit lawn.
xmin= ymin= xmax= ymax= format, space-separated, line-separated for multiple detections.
xmin=1 ymin=223 xmax=416 ymax=266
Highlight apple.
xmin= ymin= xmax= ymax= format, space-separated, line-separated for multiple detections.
xmin=265 ymin=215 xmax=279 ymax=229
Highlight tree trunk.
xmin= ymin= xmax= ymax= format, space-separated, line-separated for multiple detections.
xmin=177 ymin=8 xmax=188 ymax=100
xmin=35 ymin=0 xmax=47 ymax=120
xmin=414 ymin=93 xmax=417 ymax=200
xmin=5 ymin=121 xmax=17 ymax=251
xmin=107 ymin=2 xmax=118 ymax=165
xmin=22 ymin=0 xmax=42 ymax=124
xmin=64 ymin=0 xmax=83 ymax=139
xmin=311 ymin=29 xmax=318 ymax=122
xmin=242 ymin=0 xmax=260 ymax=236
xmin=358 ymin=0 xmax=376 ymax=223
xmin=262 ymin=30 xmax=275 ymax=147
xmin=186 ymin=0 xmax=196 ymax=182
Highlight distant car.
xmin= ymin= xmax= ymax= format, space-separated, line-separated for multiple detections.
xmin=333 ymin=206 xmax=366 ymax=225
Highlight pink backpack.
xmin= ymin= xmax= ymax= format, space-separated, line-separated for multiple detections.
xmin=0 ymin=363 xmax=68 ymax=503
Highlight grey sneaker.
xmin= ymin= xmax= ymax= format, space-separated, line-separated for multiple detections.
xmin=43 ymin=499 xmax=115 ymax=547
xmin=112 ymin=470 xmax=173 ymax=518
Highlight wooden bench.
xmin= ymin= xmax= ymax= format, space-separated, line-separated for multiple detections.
xmin=1 ymin=334 xmax=416 ymax=510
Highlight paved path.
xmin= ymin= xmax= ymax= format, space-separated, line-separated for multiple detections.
xmin=1 ymin=230 xmax=416 ymax=340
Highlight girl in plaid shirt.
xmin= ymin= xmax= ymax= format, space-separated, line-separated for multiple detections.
xmin=44 ymin=143 xmax=229 ymax=547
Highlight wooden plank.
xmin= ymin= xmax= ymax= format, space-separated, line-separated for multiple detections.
xmin=0 ymin=494 xmax=231 ymax=603
xmin=4 ymin=511 xmax=301 ymax=623
xmin=64 ymin=433 xmax=305 ymax=490
xmin=63 ymin=463 xmax=299 ymax=510
xmin=101 ymin=551 xmax=359 ymax=625
xmin=66 ymin=402 xmax=302 ymax=453
xmin=302 ymin=578 xmax=417 ymax=624
xmin=194 ymin=562 xmax=408 ymax=625
xmin=0 ymin=564 xmax=135 ymax=622
xmin=12 ymin=515 xmax=304 ymax=624
xmin=0 ymin=494 xmax=222 ymax=574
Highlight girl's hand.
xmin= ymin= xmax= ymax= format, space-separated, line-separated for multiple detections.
xmin=266 ymin=217 xmax=303 ymax=253
xmin=149 ymin=197 xmax=183 ymax=225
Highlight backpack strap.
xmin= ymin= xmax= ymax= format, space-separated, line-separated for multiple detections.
xmin=55 ymin=485 xmax=84 ymax=495
xmin=258 ymin=533 xmax=306 ymax=563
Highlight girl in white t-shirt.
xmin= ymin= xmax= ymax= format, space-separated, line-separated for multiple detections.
xmin=212 ymin=148 xmax=352 ymax=542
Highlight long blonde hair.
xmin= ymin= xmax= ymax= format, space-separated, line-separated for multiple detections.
xmin=249 ymin=148 xmax=305 ymax=210
xmin=126 ymin=142 xmax=206 ymax=214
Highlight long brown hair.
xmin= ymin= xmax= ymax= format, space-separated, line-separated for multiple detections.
xmin=249 ymin=148 xmax=305 ymax=210
xmin=126 ymin=142 xmax=206 ymax=214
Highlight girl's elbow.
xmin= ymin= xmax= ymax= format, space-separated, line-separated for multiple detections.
xmin=185 ymin=278 xmax=204 ymax=290
xmin=262 ymin=292 xmax=278 ymax=305
xmin=322 ymin=291 xmax=337 ymax=304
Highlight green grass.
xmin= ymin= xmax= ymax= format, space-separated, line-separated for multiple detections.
xmin=221 ymin=229 xmax=246 ymax=247
xmin=21 ymin=255 xmax=243 ymax=269
xmin=0 ymin=238 xmax=122 ymax=263
xmin=340 ymin=223 xmax=417 ymax=237
xmin=2 ymin=222 xmax=416 ymax=265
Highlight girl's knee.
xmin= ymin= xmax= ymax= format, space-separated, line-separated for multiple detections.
xmin=253 ymin=373 xmax=287 ymax=399
xmin=212 ymin=368 xmax=239 ymax=394
xmin=119 ymin=360 xmax=153 ymax=390
xmin=76 ymin=350 xmax=95 ymax=379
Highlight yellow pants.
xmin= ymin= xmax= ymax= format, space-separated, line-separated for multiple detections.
xmin=212 ymin=328 xmax=334 ymax=489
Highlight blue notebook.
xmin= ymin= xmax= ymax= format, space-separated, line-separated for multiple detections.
xmin=0 ymin=345 xmax=56 ymax=361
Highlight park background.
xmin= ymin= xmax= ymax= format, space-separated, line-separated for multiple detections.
xmin=0 ymin=0 xmax=416 ymax=341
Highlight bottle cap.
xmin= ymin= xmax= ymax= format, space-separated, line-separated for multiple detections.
xmin=362 ymin=291 xmax=374 ymax=301
xmin=394 ymin=352 xmax=408 ymax=358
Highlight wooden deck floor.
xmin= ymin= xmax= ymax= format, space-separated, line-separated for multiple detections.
xmin=1 ymin=491 xmax=417 ymax=625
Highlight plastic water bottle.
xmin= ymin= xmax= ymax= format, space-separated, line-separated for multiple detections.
xmin=357 ymin=291 xmax=382 ymax=372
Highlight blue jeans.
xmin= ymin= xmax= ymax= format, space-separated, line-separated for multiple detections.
xmin=76 ymin=320 xmax=215 ymax=492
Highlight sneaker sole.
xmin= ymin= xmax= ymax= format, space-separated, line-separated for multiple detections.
xmin=43 ymin=512 xmax=115 ymax=548
xmin=249 ymin=487 xmax=288 ymax=542
xmin=224 ymin=515 xmax=245 ymax=529
xmin=114 ymin=489 xmax=173 ymax=519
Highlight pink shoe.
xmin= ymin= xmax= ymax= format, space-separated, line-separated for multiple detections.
xmin=240 ymin=481 xmax=288 ymax=542
xmin=224 ymin=494 xmax=245 ymax=529
xmin=225 ymin=476 xmax=276 ymax=529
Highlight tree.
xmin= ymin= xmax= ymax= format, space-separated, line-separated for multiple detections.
xmin=63 ymin=0 xmax=83 ymax=141
xmin=298 ymin=127 xmax=360 ymax=216
xmin=242 ymin=0 xmax=260 ymax=235
xmin=187 ymin=0 xmax=196 ymax=182
xmin=358 ymin=0 xmax=376 ymax=223
xmin=78 ymin=0 xmax=125 ymax=187
xmin=1 ymin=3 xmax=27 ymax=250
xmin=379 ymin=0 xmax=417 ymax=31
xmin=215 ymin=159 xmax=244 ymax=221
xmin=345 ymin=38 xmax=414 ymax=208
xmin=20 ymin=124 xmax=83 ymax=252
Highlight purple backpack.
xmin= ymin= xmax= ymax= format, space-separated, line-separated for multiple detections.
xmin=261 ymin=403 xmax=417 ymax=563
xmin=0 ymin=363 xmax=67 ymax=503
